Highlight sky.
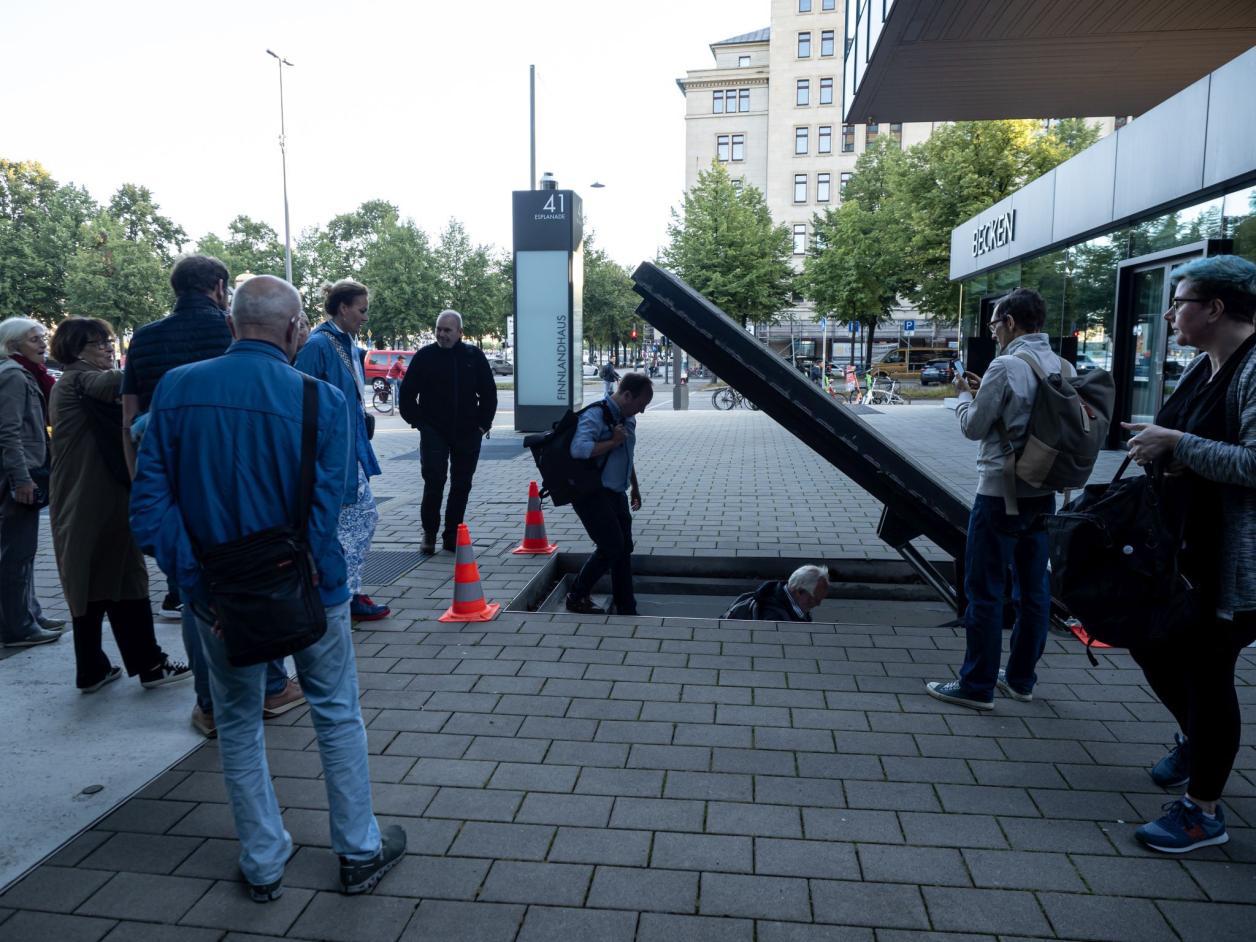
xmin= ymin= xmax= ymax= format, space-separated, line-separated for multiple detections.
xmin=1 ymin=0 xmax=770 ymax=268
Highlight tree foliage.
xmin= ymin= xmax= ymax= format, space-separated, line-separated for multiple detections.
xmin=583 ymin=234 xmax=641 ymax=352
xmin=0 ymin=160 xmax=97 ymax=322
xmin=661 ymin=162 xmax=794 ymax=327
xmin=108 ymin=183 xmax=187 ymax=265
xmin=434 ymin=219 xmax=508 ymax=342
xmin=65 ymin=212 xmax=168 ymax=334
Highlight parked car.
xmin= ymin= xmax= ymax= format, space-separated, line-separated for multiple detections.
xmin=918 ymin=358 xmax=956 ymax=386
xmin=1074 ymin=353 xmax=1099 ymax=374
xmin=489 ymin=357 xmax=513 ymax=376
xmin=363 ymin=349 xmax=416 ymax=382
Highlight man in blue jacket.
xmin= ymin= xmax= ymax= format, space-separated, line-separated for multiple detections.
xmin=130 ymin=276 xmax=405 ymax=901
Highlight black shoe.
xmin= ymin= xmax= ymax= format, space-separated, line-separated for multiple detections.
xmin=159 ymin=592 xmax=183 ymax=620
xmin=565 ymin=594 xmax=605 ymax=615
xmin=442 ymin=535 xmax=457 ymax=553
xmin=420 ymin=532 xmax=436 ymax=555
xmin=340 ymin=824 xmax=406 ymax=895
xmin=80 ymin=666 xmax=122 ymax=694
xmin=140 ymin=658 xmax=193 ymax=689
xmin=249 ymin=877 xmax=284 ymax=903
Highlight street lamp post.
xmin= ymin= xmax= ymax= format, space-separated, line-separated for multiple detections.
xmin=266 ymin=49 xmax=294 ymax=283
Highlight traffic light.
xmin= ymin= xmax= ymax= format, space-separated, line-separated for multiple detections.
xmin=631 ymin=329 xmax=637 ymax=340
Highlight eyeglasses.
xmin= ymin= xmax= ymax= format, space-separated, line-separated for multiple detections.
xmin=86 ymin=339 xmax=115 ymax=349
xmin=987 ymin=315 xmax=1008 ymax=329
xmin=1166 ymin=297 xmax=1210 ymax=313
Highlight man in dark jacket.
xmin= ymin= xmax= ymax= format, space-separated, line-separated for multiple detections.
xmin=721 ymin=564 xmax=829 ymax=622
xmin=398 ymin=310 xmax=497 ymax=553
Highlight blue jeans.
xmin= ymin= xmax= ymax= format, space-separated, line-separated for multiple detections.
xmin=193 ymin=599 xmax=380 ymax=885
xmin=957 ymin=493 xmax=1054 ymax=700
xmin=182 ymin=608 xmax=290 ymax=710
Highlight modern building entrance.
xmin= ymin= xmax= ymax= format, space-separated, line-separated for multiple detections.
xmin=1112 ymin=239 xmax=1231 ymax=438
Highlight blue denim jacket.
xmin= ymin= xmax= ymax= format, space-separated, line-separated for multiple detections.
xmin=129 ymin=340 xmax=354 ymax=606
xmin=295 ymin=322 xmax=381 ymax=502
xmin=570 ymin=395 xmax=635 ymax=492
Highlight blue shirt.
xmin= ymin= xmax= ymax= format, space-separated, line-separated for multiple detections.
xmin=294 ymin=321 xmax=381 ymax=501
xmin=129 ymin=340 xmax=354 ymax=606
xmin=570 ymin=395 xmax=635 ymax=493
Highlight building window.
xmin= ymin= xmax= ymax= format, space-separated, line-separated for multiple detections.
xmin=738 ymin=55 xmax=751 ymax=67
xmin=712 ymin=91 xmax=724 ymax=114
xmin=818 ymin=125 xmax=832 ymax=153
xmin=796 ymin=79 xmax=810 ymax=106
xmin=798 ymin=32 xmax=811 ymax=57
xmin=793 ymin=224 xmax=807 ymax=255
xmin=841 ymin=124 xmax=855 ymax=152
xmin=890 ymin=122 xmax=903 ymax=146
xmin=739 ymin=88 xmax=750 ymax=112
xmin=822 ymin=0 xmax=835 ymax=9
xmin=716 ymin=135 xmax=730 ymax=161
xmin=819 ymin=77 xmax=833 ymax=105
xmin=865 ymin=122 xmax=879 ymax=146
xmin=731 ymin=133 xmax=744 ymax=161
xmin=794 ymin=174 xmax=808 ymax=203
xmin=795 ymin=127 xmax=809 ymax=155
xmin=821 ymin=30 xmax=834 ymax=56
xmin=799 ymin=0 xmax=812 ymax=11
xmin=817 ymin=172 xmax=831 ymax=203
xmin=840 ymin=171 xmax=852 ymax=196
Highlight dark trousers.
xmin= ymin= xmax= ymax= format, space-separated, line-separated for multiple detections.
xmin=570 ymin=488 xmax=637 ymax=615
xmin=958 ymin=493 xmax=1055 ymax=698
xmin=419 ymin=427 xmax=482 ymax=543
xmin=0 ymin=496 xmax=39 ymax=643
xmin=72 ymin=598 xmax=164 ymax=688
xmin=1131 ymin=613 xmax=1256 ymax=802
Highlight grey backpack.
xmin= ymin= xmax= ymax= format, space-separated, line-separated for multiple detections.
xmin=998 ymin=351 xmax=1115 ymax=512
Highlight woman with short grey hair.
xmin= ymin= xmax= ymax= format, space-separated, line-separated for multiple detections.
xmin=0 ymin=317 xmax=59 ymax=647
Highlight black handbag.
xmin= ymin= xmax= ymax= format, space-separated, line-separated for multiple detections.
xmin=196 ymin=376 xmax=327 ymax=667
xmin=1045 ymin=455 xmax=1198 ymax=665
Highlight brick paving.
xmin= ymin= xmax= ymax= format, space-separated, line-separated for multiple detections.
xmin=2 ymin=402 xmax=1254 ymax=941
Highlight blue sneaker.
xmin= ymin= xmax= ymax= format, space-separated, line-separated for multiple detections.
xmin=925 ymin=680 xmax=994 ymax=711
xmin=1135 ymin=798 xmax=1228 ymax=854
xmin=996 ymin=669 xmax=1033 ymax=703
xmin=1151 ymin=732 xmax=1191 ymax=789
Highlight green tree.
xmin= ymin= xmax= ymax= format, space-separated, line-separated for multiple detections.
xmin=107 ymin=183 xmax=187 ymax=265
xmin=361 ymin=217 xmax=442 ymax=348
xmin=582 ymin=236 xmax=640 ymax=357
xmin=435 ymin=219 xmax=506 ymax=342
xmin=661 ymin=162 xmax=794 ymax=327
xmin=888 ymin=119 xmax=1100 ymax=322
xmin=0 ymin=159 xmax=97 ymax=322
xmin=64 ymin=212 xmax=168 ymax=334
xmin=197 ymin=215 xmax=287 ymax=283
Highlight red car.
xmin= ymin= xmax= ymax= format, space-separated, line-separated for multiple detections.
xmin=363 ymin=350 xmax=415 ymax=382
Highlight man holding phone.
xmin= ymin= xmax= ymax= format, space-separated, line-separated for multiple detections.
xmin=927 ymin=288 xmax=1073 ymax=711
xmin=564 ymin=373 xmax=652 ymax=616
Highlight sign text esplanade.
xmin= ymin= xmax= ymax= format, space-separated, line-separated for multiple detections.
xmin=972 ymin=210 xmax=1016 ymax=258
xmin=512 ymin=186 xmax=584 ymax=432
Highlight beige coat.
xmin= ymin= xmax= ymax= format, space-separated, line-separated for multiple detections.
xmin=48 ymin=362 xmax=148 ymax=616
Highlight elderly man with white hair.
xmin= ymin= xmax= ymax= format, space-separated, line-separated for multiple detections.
xmin=722 ymin=564 xmax=830 ymax=622
xmin=398 ymin=309 xmax=497 ymax=554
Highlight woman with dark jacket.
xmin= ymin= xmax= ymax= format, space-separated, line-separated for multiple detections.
xmin=0 ymin=318 xmax=60 ymax=648
xmin=1123 ymin=255 xmax=1256 ymax=854
xmin=48 ymin=318 xmax=190 ymax=692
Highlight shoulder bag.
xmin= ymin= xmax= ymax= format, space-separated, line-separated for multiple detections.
xmin=196 ymin=376 xmax=328 ymax=667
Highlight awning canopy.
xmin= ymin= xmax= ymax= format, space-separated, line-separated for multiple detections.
xmin=844 ymin=0 xmax=1256 ymax=122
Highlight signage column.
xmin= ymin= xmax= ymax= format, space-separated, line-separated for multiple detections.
xmin=512 ymin=189 xmax=584 ymax=432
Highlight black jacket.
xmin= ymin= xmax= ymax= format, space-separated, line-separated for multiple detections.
xmin=399 ymin=341 xmax=497 ymax=441
xmin=722 ymin=580 xmax=810 ymax=622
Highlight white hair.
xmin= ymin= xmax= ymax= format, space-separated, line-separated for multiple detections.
xmin=436 ymin=309 xmax=463 ymax=330
xmin=787 ymin=564 xmax=829 ymax=596
xmin=0 ymin=318 xmax=45 ymax=357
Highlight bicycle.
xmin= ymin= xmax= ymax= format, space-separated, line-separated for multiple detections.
xmin=866 ymin=377 xmax=907 ymax=406
xmin=371 ymin=377 xmax=394 ymax=414
xmin=711 ymin=387 xmax=760 ymax=411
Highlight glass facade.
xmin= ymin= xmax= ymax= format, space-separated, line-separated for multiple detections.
xmin=960 ymin=184 xmax=1256 ymax=360
xmin=958 ymin=183 xmax=1256 ymax=431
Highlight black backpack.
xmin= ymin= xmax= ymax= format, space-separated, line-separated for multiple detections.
xmin=1044 ymin=456 xmax=1198 ymax=665
xmin=523 ymin=401 xmax=613 ymax=506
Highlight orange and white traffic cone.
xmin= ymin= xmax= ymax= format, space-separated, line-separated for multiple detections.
xmin=512 ymin=481 xmax=558 ymax=555
xmin=439 ymin=524 xmax=501 ymax=623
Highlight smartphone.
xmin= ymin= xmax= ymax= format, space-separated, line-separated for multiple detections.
xmin=952 ymin=359 xmax=964 ymax=376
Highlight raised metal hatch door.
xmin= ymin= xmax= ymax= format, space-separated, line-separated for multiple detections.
xmin=630 ymin=262 xmax=969 ymax=610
